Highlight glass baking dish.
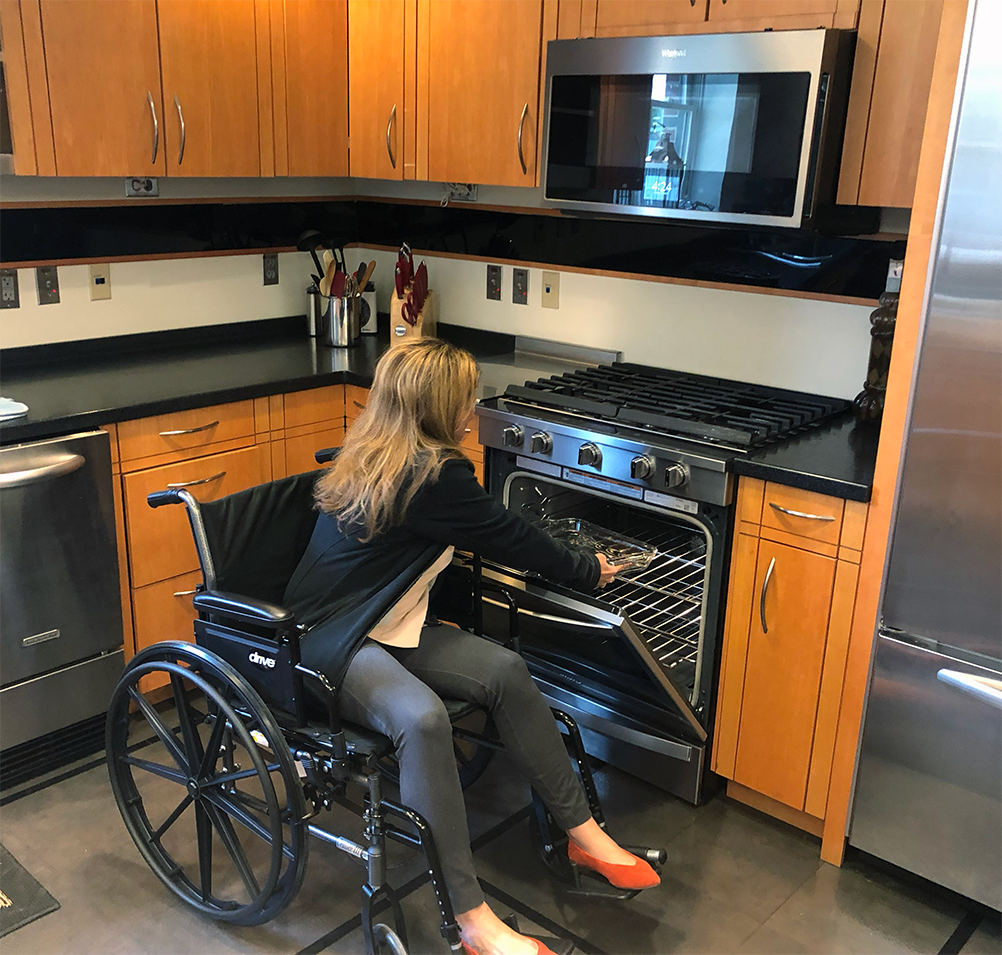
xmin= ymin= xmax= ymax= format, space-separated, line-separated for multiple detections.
xmin=541 ymin=518 xmax=658 ymax=573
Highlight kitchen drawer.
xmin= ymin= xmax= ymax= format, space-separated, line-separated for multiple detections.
xmin=761 ymin=483 xmax=844 ymax=547
xmin=284 ymin=425 xmax=346 ymax=477
xmin=131 ymin=571 xmax=200 ymax=693
xmin=345 ymin=384 xmax=369 ymax=424
xmin=284 ymin=385 xmax=346 ymax=430
xmin=123 ymin=444 xmax=269 ymax=587
xmin=117 ymin=400 xmax=255 ymax=466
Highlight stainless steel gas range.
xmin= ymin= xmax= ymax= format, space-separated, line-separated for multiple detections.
xmin=468 ymin=363 xmax=849 ymax=805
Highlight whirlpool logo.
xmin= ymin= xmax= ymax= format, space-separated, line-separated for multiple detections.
xmin=248 ymin=651 xmax=276 ymax=670
xmin=661 ymin=48 xmax=686 ymax=58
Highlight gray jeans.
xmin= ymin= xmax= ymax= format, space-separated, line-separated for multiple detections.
xmin=338 ymin=624 xmax=592 ymax=915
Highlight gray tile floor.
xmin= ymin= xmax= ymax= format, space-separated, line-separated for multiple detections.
xmin=1 ymin=745 xmax=997 ymax=955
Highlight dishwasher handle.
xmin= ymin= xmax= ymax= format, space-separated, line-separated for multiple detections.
xmin=0 ymin=452 xmax=85 ymax=488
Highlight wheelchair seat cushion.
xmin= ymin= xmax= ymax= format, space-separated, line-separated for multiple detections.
xmin=199 ymin=469 xmax=323 ymax=605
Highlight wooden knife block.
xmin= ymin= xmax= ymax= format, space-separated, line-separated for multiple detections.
xmin=390 ymin=289 xmax=437 ymax=346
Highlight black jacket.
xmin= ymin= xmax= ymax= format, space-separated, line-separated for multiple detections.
xmin=283 ymin=456 xmax=599 ymax=686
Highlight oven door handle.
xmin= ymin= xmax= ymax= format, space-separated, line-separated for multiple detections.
xmin=481 ymin=595 xmax=613 ymax=630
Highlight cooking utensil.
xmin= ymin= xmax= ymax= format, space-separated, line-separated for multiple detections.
xmin=296 ymin=230 xmax=327 ymax=278
xmin=394 ymin=264 xmax=405 ymax=298
xmin=414 ymin=261 xmax=428 ymax=313
xmin=320 ymin=258 xmax=338 ymax=297
xmin=330 ymin=269 xmax=346 ymax=299
xmin=358 ymin=260 xmax=377 ymax=297
xmin=322 ymin=249 xmax=334 ymax=273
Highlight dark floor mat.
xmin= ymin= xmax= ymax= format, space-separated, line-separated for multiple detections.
xmin=0 ymin=843 xmax=60 ymax=938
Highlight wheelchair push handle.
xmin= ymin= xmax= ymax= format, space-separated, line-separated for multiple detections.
xmin=147 ymin=488 xmax=186 ymax=508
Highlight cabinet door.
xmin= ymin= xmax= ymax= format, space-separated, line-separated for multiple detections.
xmin=349 ymin=0 xmax=405 ymax=179
xmin=732 ymin=539 xmax=836 ymax=810
xmin=283 ymin=0 xmax=349 ymax=176
xmin=705 ymin=0 xmax=845 ymax=30
xmin=426 ymin=0 xmax=542 ymax=187
xmin=157 ymin=0 xmax=262 ymax=176
xmin=35 ymin=0 xmax=166 ymax=176
xmin=594 ymin=1 xmax=709 ymax=38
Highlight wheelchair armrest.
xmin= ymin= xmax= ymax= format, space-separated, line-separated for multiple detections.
xmin=192 ymin=590 xmax=296 ymax=628
xmin=314 ymin=446 xmax=341 ymax=465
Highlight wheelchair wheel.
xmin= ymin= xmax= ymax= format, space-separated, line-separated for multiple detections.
xmin=373 ymin=923 xmax=407 ymax=955
xmin=377 ymin=707 xmax=496 ymax=791
xmin=106 ymin=641 xmax=309 ymax=926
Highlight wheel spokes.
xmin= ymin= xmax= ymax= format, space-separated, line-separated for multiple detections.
xmin=204 ymin=789 xmax=293 ymax=863
xmin=203 ymin=800 xmax=262 ymax=900
xmin=121 ymin=754 xmax=188 ymax=785
xmin=127 ymin=686 xmax=190 ymax=773
xmin=152 ymin=793 xmax=194 ymax=842
xmin=195 ymin=801 xmax=214 ymax=902
xmin=171 ymin=673 xmax=206 ymax=769
xmin=198 ymin=704 xmax=231 ymax=780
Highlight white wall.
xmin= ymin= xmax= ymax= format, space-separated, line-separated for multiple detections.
xmin=0 ymin=252 xmax=307 ymax=348
xmin=356 ymin=247 xmax=874 ymax=399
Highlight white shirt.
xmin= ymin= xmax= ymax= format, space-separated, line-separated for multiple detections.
xmin=367 ymin=546 xmax=455 ymax=648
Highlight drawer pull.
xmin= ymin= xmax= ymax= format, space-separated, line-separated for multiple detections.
xmin=353 ymin=400 xmax=366 ymax=411
xmin=760 ymin=556 xmax=776 ymax=634
xmin=769 ymin=502 xmax=835 ymax=523
xmin=517 ymin=103 xmax=529 ymax=175
xmin=173 ymin=589 xmax=198 ymax=598
xmin=166 ymin=470 xmax=226 ymax=489
xmin=159 ymin=420 xmax=220 ymax=437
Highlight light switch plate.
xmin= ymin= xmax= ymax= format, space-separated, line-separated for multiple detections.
xmin=89 ymin=263 xmax=112 ymax=300
xmin=263 ymin=253 xmax=279 ymax=286
xmin=35 ymin=266 xmax=59 ymax=305
xmin=541 ymin=271 xmax=559 ymax=309
xmin=513 ymin=268 xmax=528 ymax=305
xmin=0 ymin=269 xmax=19 ymax=308
xmin=487 ymin=264 xmax=502 ymax=300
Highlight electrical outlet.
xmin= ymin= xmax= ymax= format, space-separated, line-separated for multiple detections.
xmin=513 ymin=268 xmax=528 ymax=305
xmin=487 ymin=264 xmax=502 ymax=301
xmin=125 ymin=177 xmax=159 ymax=197
xmin=89 ymin=263 xmax=112 ymax=300
xmin=263 ymin=253 xmax=279 ymax=286
xmin=541 ymin=271 xmax=559 ymax=309
xmin=0 ymin=269 xmax=19 ymax=308
xmin=35 ymin=266 xmax=59 ymax=305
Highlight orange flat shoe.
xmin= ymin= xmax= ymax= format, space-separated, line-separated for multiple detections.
xmin=567 ymin=840 xmax=661 ymax=890
xmin=461 ymin=939 xmax=559 ymax=955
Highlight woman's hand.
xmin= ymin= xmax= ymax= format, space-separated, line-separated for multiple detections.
xmin=596 ymin=553 xmax=618 ymax=588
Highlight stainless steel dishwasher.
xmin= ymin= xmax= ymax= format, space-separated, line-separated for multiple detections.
xmin=0 ymin=430 xmax=124 ymax=762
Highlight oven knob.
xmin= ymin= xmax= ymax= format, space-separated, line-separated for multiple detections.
xmin=630 ymin=455 xmax=655 ymax=480
xmin=664 ymin=463 xmax=689 ymax=488
xmin=529 ymin=431 xmax=552 ymax=454
xmin=577 ymin=442 xmax=602 ymax=468
xmin=502 ymin=425 xmax=524 ymax=448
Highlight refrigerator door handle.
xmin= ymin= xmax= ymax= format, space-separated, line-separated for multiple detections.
xmin=937 ymin=669 xmax=1002 ymax=710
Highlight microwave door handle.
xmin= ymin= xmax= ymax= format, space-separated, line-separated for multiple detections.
xmin=937 ymin=669 xmax=1002 ymax=710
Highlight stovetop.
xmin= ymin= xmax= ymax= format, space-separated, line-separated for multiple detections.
xmin=502 ymin=362 xmax=850 ymax=452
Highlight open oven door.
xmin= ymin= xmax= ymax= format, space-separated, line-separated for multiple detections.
xmin=435 ymin=553 xmax=712 ymax=801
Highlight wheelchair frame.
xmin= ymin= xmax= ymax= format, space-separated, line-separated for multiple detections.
xmin=105 ymin=482 xmax=663 ymax=955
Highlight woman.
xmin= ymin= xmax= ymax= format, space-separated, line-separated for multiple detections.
xmin=284 ymin=339 xmax=659 ymax=955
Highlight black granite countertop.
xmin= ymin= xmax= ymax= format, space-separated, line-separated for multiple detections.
xmin=0 ymin=319 xmax=878 ymax=500
xmin=733 ymin=414 xmax=878 ymax=503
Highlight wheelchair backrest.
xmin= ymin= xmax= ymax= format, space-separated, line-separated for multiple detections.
xmin=197 ymin=468 xmax=323 ymax=605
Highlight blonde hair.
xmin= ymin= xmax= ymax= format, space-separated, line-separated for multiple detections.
xmin=316 ymin=338 xmax=480 ymax=540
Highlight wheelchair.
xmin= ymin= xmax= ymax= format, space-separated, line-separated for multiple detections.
xmin=105 ymin=464 xmax=666 ymax=955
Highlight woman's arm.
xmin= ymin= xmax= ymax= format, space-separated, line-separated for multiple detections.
xmin=407 ymin=458 xmax=601 ymax=590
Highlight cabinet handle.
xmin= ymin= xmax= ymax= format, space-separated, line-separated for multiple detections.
xmin=386 ymin=104 xmax=397 ymax=169
xmin=769 ymin=502 xmax=835 ymax=522
xmin=353 ymin=400 xmax=366 ymax=410
xmin=759 ymin=556 xmax=776 ymax=634
xmin=158 ymin=420 xmax=219 ymax=437
xmin=166 ymin=470 xmax=226 ymax=489
xmin=174 ymin=94 xmax=186 ymax=166
xmin=517 ymin=103 xmax=529 ymax=175
xmin=147 ymin=91 xmax=159 ymax=164
xmin=173 ymin=589 xmax=198 ymax=598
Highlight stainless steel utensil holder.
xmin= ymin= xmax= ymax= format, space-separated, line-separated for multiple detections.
xmin=323 ymin=294 xmax=361 ymax=347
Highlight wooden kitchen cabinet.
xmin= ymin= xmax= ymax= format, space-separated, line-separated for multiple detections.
xmin=704 ymin=0 xmax=858 ymax=31
xmin=157 ymin=0 xmax=263 ymax=177
xmin=422 ymin=0 xmax=543 ymax=187
xmin=348 ymin=0 xmax=407 ymax=180
xmin=713 ymin=477 xmax=867 ymax=829
xmin=838 ymin=0 xmax=944 ymax=209
xmin=22 ymin=0 xmax=166 ymax=177
xmin=278 ymin=0 xmax=349 ymax=177
xmin=592 ymin=1 xmax=709 ymax=38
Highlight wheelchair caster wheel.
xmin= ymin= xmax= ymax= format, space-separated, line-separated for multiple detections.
xmin=372 ymin=923 xmax=407 ymax=954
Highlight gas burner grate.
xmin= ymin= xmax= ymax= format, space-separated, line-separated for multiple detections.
xmin=506 ymin=362 xmax=850 ymax=450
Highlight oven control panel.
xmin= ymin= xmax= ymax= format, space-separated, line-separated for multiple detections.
xmin=476 ymin=405 xmax=733 ymax=506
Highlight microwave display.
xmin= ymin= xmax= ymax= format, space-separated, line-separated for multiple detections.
xmin=545 ymin=71 xmax=812 ymax=218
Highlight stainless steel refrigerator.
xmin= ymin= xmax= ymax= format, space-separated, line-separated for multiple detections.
xmin=849 ymin=0 xmax=1001 ymax=910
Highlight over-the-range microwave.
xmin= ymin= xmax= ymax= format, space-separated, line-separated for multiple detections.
xmin=540 ymin=29 xmax=856 ymax=229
